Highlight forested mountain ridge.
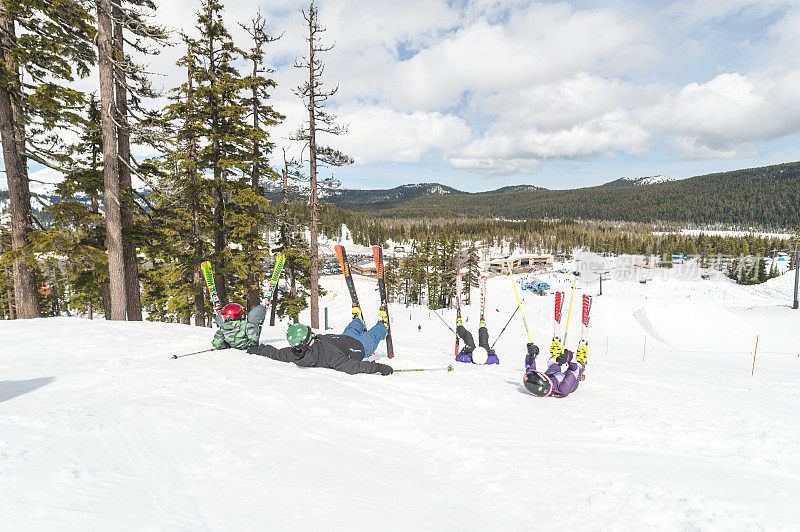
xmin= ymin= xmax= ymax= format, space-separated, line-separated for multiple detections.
xmin=313 ymin=162 xmax=800 ymax=228
xmin=5 ymin=161 xmax=799 ymax=229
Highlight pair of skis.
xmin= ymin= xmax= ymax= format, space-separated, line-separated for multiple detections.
xmin=200 ymin=254 xmax=286 ymax=321
xmin=453 ymin=274 xmax=489 ymax=355
xmin=550 ymin=279 xmax=592 ymax=368
xmin=334 ymin=245 xmax=394 ymax=359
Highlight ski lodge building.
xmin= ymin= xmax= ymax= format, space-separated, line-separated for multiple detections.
xmin=483 ymin=254 xmax=554 ymax=274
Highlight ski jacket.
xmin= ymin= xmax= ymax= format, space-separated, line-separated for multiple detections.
xmin=213 ymin=306 xmax=266 ymax=350
xmin=247 ymin=333 xmax=382 ymax=375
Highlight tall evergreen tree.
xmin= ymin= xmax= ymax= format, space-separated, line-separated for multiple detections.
xmin=239 ymin=12 xmax=283 ymax=310
xmin=0 ymin=0 xmax=94 ymax=318
xmin=110 ymin=0 xmax=167 ymax=321
xmin=463 ymin=241 xmax=479 ymax=305
xmin=193 ymin=0 xmax=250 ymax=305
xmin=94 ymin=0 xmax=128 ymax=319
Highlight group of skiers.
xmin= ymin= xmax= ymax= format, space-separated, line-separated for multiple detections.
xmin=211 ymin=295 xmax=587 ymax=398
xmin=212 ymin=302 xmax=394 ymax=376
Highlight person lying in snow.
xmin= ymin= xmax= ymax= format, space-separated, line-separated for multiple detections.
xmin=454 ymin=318 xmax=499 ymax=364
xmin=246 ymin=313 xmax=394 ymax=376
xmin=212 ymin=303 xmax=265 ymax=350
xmin=522 ymin=343 xmax=586 ymax=398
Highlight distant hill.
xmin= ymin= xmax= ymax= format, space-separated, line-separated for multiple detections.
xmin=309 ymin=162 xmax=800 ymax=228
xmin=5 ymin=163 xmax=800 ymax=229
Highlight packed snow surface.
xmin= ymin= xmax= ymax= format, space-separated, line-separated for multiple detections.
xmin=2 ymin=253 xmax=800 ymax=530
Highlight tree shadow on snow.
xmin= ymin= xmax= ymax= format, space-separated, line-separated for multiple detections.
xmin=0 ymin=377 xmax=56 ymax=403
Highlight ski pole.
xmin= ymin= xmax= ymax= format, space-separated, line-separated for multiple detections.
xmin=171 ymin=347 xmax=221 ymax=359
xmin=431 ymin=308 xmax=457 ymax=335
xmin=394 ymin=365 xmax=454 ymax=373
xmin=562 ymin=273 xmax=580 ymax=349
xmin=491 ymin=303 xmax=521 ymax=349
xmin=509 ymin=270 xmax=533 ymax=343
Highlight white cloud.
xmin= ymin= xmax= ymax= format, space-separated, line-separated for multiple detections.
xmin=448 ymin=74 xmax=655 ymax=174
xmin=648 ymin=70 xmax=800 ymax=157
xmin=335 ymin=106 xmax=472 ymax=163
xmin=382 ymin=3 xmax=654 ymax=111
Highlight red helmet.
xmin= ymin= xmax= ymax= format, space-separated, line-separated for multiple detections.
xmin=221 ymin=303 xmax=244 ymax=321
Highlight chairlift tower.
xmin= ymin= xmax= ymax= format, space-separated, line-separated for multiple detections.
xmin=790 ymin=241 xmax=800 ymax=310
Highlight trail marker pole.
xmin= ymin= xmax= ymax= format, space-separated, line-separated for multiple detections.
xmin=642 ymin=335 xmax=647 ymax=363
xmin=751 ymin=335 xmax=760 ymax=376
xmin=790 ymin=241 xmax=800 ymax=309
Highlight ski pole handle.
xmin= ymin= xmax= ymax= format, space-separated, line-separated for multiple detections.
xmin=394 ymin=365 xmax=454 ymax=373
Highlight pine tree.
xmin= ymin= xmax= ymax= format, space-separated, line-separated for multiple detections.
xmin=156 ymin=37 xmax=213 ymax=326
xmin=292 ymin=0 xmax=353 ymax=328
xmin=463 ymin=240 xmax=479 ymax=305
xmin=40 ymin=94 xmax=110 ymax=318
xmin=110 ymin=0 xmax=167 ymax=322
xmin=0 ymin=0 xmax=94 ymax=318
xmin=193 ymin=0 xmax=250 ymax=305
xmin=274 ymin=152 xmax=309 ymax=323
xmin=239 ymin=11 xmax=283 ymax=310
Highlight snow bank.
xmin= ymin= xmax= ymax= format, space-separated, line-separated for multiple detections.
xmin=2 ymin=264 xmax=800 ymax=530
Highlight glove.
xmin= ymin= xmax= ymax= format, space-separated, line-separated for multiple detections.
xmin=375 ymin=363 xmax=393 ymax=376
xmin=557 ymin=349 xmax=573 ymax=366
xmin=455 ymin=352 xmax=473 ymax=364
xmin=486 ymin=351 xmax=499 ymax=365
xmin=247 ymin=345 xmax=260 ymax=355
xmin=524 ymin=343 xmax=539 ymax=371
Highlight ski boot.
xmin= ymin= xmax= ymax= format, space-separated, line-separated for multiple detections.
xmin=378 ymin=307 xmax=390 ymax=327
xmin=576 ymin=342 xmax=588 ymax=367
xmin=479 ymin=319 xmax=486 ymax=328
xmin=549 ymin=339 xmax=563 ymax=363
xmin=352 ymin=305 xmax=363 ymax=322
xmin=456 ymin=316 xmax=463 ymax=327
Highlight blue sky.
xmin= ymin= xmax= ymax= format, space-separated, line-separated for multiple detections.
xmin=15 ymin=0 xmax=800 ymax=193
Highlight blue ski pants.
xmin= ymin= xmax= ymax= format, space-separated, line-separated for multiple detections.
xmin=342 ymin=318 xmax=387 ymax=356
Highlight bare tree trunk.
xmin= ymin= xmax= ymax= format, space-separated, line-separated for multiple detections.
xmin=307 ymin=22 xmax=320 ymax=329
xmin=191 ymin=186 xmax=205 ymax=326
xmin=269 ymin=281 xmax=279 ymax=326
xmin=3 ymin=262 xmax=15 ymax=319
xmin=246 ymin=59 xmax=262 ymax=311
xmin=101 ymin=283 xmax=111 ymax=318
xmin=246 ymin=265 xmax=260 ymax=310
xmin=281 ymin=163 xmax=298 ymax=324
xmin=213 ymin=166 xmax=226 ymax=305
xmin=0 ymin=13 xmax=39 ymax=319
xmin=113 ymin=6 xmax=142 ymax=321
xmin=88 ymin=301 xmax=93 ymax=320
xmin=96 ymin=0 xmax=127 ymax=320
xmin=282 ymin=164 xmax=297 ymax=298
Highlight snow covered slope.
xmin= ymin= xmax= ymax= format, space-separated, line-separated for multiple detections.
xmin=621 ymin=175 xmax=674 ymax=185
xmin=2 ymin=261 xmax=800 ymax=530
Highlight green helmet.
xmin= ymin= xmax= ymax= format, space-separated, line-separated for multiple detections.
xmin=287 ymin=323 xmax=312 ymax=348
